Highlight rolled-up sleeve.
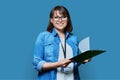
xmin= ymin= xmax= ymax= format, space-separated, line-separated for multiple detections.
xmin=33 ymin=33 xmax=46 ymax=72
xmin=37 ymin=60 xmax=46 ymax=71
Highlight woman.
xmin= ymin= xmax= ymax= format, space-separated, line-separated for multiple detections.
xmin=33 ymin=5 xmax=88 ymax=80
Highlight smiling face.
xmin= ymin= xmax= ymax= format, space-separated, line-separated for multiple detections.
xmin=47 ymin=6 xmax=73 ymax=33
xmin=50 ymin=10 xmax=68 ymax=32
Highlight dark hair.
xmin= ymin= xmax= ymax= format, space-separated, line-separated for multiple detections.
xmin=47 ymin=5 xmax=73 ymax=32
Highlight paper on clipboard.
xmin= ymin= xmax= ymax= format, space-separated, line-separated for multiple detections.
xmin=70 ymin=37 xmax=106 ymax=63
xmin=79 ymin=37 xmax=90 ymax=53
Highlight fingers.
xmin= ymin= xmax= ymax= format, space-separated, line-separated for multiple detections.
xmin=84 ymin=59 xmax=89 ymax=62
xmin=82 ymin=58 xmax=91 ymax=64
xmin=83 ymin=58 xmax=91 ymax=62
xmin=58 ymin=59 xmax=72 ymax=68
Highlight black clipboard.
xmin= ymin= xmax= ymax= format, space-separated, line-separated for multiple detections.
xmin=70 ymin=50 xmax=106 ymax=63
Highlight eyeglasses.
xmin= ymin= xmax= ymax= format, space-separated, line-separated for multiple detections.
xmin=52 ymin=16 xmax=67 ymax=21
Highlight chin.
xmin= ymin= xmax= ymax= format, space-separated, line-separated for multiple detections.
xmin=56 ymin=27 xmax=66 ymax=31
xmin=58 ymin=26 xmax=66 ymax=29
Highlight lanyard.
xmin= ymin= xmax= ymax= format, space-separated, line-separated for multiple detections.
xmin=60 ymin=38 xmax=66 ymax=59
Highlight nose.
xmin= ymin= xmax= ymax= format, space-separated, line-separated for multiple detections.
xmin=59 ymin=18 xmax=62 ymax=21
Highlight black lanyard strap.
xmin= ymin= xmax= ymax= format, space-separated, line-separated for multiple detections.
xmin=60 ymin=38 xmax=66 ymax=59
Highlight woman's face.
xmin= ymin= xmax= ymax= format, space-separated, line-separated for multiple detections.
xmin=50 ymin=10 xmax=68 ymax=32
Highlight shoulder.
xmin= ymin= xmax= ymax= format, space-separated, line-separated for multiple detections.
xmin=69 ymin=33 xmax=78 ymax=41
xmin=35 ymin=31 xmax=52 ymax=43
xmin=69 ymin=33 xmax=78 ymax=45
xmin=37 ymin=31 xmax=52 ymax=38
xmin=38 ymin=31 xmax=51 ymax=37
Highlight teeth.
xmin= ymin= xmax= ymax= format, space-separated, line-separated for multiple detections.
xmin=57 ymin=23 xmax=63 ymax=24
xmin=57 ymin=24 xmax=62 ymax=25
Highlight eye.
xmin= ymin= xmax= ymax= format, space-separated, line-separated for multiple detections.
xmin=54 ymin=16 xmax=59 ymax=19
xmin=62 ymin=16 xmax=67 ymax=18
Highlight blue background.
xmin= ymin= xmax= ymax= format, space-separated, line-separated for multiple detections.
xmin=0 ymin=0 xmax=120 ymax=80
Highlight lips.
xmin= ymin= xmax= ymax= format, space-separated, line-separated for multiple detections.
xmin=58 ymin=23 xmax=64 ymax=26
xmin=56 ymin=22 xmax=64 ymax=26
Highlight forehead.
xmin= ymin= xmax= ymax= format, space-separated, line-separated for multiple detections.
xmin=53 ymin=10 xmax=65 ymax=16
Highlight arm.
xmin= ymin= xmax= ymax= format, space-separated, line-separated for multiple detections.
xmin=33 ymin=32 xmax=46 ymax=72
xmin=42 ymin=59 xmax=72 ymax=71
xmin=33 ymin=32 xmax=72 ymax=72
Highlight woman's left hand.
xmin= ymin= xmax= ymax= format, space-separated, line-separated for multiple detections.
xmin=83 ymin=58 xmax=91 ymax=63
xmin=77 ymin=58 xmax=92 ymax=66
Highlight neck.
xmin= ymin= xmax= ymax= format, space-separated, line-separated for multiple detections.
xmin=55 ymin=29 xmax=65 ymax=38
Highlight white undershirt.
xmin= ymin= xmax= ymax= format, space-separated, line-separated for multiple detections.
xmin=57 ymin=38 xmax=74 ymax=80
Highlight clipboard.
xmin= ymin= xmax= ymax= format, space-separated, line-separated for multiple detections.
xmin=70 ymin=50 xmax=106 ymax=63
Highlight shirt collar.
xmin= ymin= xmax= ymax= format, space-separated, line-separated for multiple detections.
xmin=51 ymin=28 xmax=70 ymax=38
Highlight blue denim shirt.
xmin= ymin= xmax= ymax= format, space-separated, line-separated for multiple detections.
xmin=33 ymin=28 xmax=80 ymax=80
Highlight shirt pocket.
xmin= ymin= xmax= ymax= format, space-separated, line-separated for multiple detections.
xmin=44 ymin=42 xmax=54 ymax=61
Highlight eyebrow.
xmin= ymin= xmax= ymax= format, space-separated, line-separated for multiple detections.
xmin=53 ymin=11 xmax=66 ymax=17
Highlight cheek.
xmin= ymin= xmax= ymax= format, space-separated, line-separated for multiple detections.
xmin=52 ymin=22 xmax=57 ymax=26
xmin=64 ymin=21 xmax=68 ymax=26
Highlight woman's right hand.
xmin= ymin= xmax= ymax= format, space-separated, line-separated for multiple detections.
xmin=57 ymin=59 xmax=72 ymax=68
xmin=42 ymin=59 xmax=72 ymax=71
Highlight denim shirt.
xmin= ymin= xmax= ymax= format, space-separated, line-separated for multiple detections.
xmin=33 ymin=28 xmax=80 ymax=80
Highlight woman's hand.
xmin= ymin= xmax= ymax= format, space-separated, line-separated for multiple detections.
xmin=42 ymin=59 xmax=72 ymax=71
xmin=77 ymin=58 xmax=92 ymax=66
xmin=83 ymin=58 xmax=91 ymax=63
xmin=57 ymin=59 xmax=72 ymax=68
